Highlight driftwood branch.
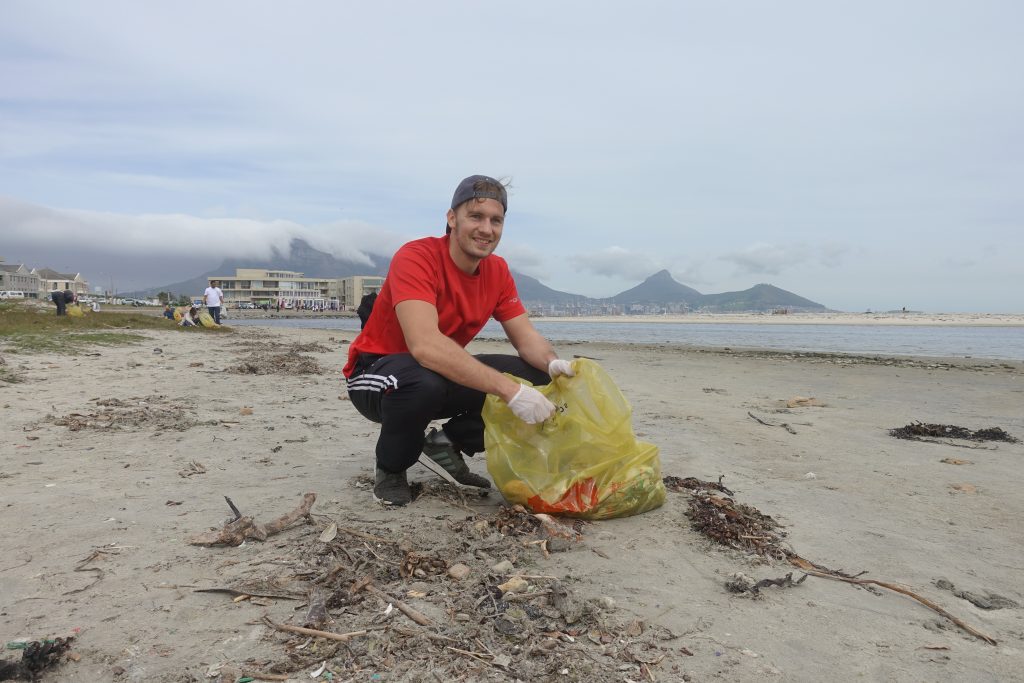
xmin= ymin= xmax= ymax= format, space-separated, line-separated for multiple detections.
xmin=790 ymin=557 xmax=997 ymax=645
xmin=362 ymin=583 xmax=434 ymax=626
xmin=262 ymin=615 xmax=367 ymax=642
xmin=188 ymin=493 xmax=316 ymax=546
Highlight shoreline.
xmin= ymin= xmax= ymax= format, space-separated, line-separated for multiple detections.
xmin=115 ymin=306 xmax=1024 ymax=327
xmin=531 ymin=312 xmax=1024 ymax=326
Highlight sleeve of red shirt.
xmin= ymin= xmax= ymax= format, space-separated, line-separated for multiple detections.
xmin=388 ymin=243 xmax=438 ymax=307
xmin=492 ymin=261 xmax=526 ymax=322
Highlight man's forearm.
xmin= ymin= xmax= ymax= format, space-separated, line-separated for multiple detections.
xmin=410 ymin=336 xmax=521 ymax=402
xmin=511 ymin=334 xmax=557 ymax=374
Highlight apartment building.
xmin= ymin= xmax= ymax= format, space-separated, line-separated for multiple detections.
xmin=328 ymin=276 xmax=384 ymax=310
xmin=0 ymin=262 xmax=41 ymax=297
xmin=31 ymin=268 xmax=90 ymax=296
xmin=210 ymin=269 xmax=330 ymax=308
xmin=210 ymin=270 xmax=385 ymax=310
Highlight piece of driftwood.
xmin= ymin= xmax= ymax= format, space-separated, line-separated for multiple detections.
xmin=188 ymin=493 xmax=316 ymax=546
xmin=789 ymin=557 xmax=997 ymax=645
xmin=262 ymin=615 xmax=367 ymax=642
xmin=361 ymin=583 xmax=434 ymax=626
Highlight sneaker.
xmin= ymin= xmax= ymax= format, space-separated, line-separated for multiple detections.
xmin=373 ymin=468 xmax=412 ymax=506
xmin=421 ymin=427 xmax=491 ymax=489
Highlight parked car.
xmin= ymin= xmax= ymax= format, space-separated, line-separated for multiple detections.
xmin=0 ymin=291 xmax=26 ymax=299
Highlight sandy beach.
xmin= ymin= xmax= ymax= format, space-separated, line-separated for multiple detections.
xmin=2 ymin=323 xmax=1023 ymax=682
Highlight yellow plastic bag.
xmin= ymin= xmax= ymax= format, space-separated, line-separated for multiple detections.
xmin=197 ymin=310 xmax=218 ymax=327
xmin=483 ymin=358 xmax=666 ymax=519
xmin=66 ymin=303 xmax=84 ymax=317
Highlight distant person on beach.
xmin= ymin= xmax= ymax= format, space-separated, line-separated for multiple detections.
xmin=356 ymin=291 xmax=378 ymax=329
xmin=203 ymin=280 xmax=224 ymax=324
xmin=343 ymin=175 xmax=574 ymax=506
xmin=163 ymin=304 xmax=175 ymax=320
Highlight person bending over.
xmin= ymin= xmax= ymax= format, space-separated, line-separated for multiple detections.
xmin=179 ymin=306 xmax=200 ymax=327
xmin=344 ymin=175 xmax=574 ymax=506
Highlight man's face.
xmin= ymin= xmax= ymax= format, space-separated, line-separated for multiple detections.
xmin=446 ymin=198 xmax=505 ymax=267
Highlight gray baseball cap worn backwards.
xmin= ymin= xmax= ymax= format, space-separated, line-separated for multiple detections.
xmin=451 ymin=175 xmax=507 ymax=213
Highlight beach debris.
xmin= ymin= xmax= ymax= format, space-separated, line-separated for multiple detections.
xmin=889 ymin=422 xmax=1019 ymax=445
xmin=188 ymin=492 xmax=316 ymax=546
xmin=447 ymin=563 xmax=471 ymax=581
xmin=666 ymin=474 xmax=999 ymax=645
xmin=186 ymin=496 xmax=706 ymax=681
xmin=0 ymin=636 xmax=75 ymax=681
xmin=663 ymin=475 xmax=734 ymax=496
xmin=195 ymin=577 xmax=307 ymax=602
xmin=949 ymin=483 xmax=978 ymax=494
xmin=227 ymin=351 xmax=324 ymax=375
xmin=785 ymin=396 xmax=825 ymax=408
xmin=498 ymin=576 xmax=529 ymax=594
xmin=934 ymin=579 xmax=1019 ymax=610
xmin=262 ymin=615 xmax=369 ymax=643
xmin=678 ymin=477 xmax=789 ymax=560
xmin=47 ymin=395 xmax=198 ymax=432
xmin=241 ymin=340 xmax=332 ymax=354
xmin=939 ymin=458 xmax=972 ymax=465
xmin=177 ymin=460 xmax=207 ymax=477
xmin=318 ymin=523 xmax=338 ymax=543
xmin=790 ymin=559 xmax=998 ymax=646
xmin=747 ymin=411 xmax=797 ymax=435
xmin=726 ymin=571 xmax=807 ymax=595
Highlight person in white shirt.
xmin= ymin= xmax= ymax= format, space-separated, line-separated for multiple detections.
xmin=203 ymin=280 xmax=225 ymax=324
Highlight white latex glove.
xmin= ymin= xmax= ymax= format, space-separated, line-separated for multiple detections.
xmin=507 ymin=385 xmax=556 ymax=424
xmin=547 ymin=358 xmax=575 ymax=378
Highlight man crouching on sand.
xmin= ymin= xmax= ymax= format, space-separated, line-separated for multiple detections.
xmin=343 ymin=175 xmax=575 ymax=506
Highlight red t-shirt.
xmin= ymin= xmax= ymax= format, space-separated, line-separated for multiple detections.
xmin=342 ymin=236 xmax=525 ymax=377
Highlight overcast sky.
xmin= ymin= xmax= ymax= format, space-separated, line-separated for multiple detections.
xmin=2 ymin=1 xmax=1021 ymax=312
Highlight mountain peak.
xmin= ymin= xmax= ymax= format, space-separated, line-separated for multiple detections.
xmin=611 ymin=270 xmax=703 ymax=305
xmin=646 ymin=269 xmax=674 ymax=281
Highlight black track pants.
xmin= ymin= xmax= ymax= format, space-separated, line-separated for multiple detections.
xmin=346 ymin=353 xmax=550 ymax=473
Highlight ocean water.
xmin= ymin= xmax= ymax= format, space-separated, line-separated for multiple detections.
xmin=229 ymin=317 xmax=1024 ymax=361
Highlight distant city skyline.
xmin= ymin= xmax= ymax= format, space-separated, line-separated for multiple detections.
xmin=2 ymin=2 xmax=1022 ymax=313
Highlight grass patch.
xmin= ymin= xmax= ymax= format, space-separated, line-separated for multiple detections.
xmin=0 ymin=300 xmax=230 ymax=354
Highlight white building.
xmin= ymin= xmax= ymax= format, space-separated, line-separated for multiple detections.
xmin=30 ymin=268 xmax=90 ymax=297
xmin=0 ymin=261 xmax=41 ymax=298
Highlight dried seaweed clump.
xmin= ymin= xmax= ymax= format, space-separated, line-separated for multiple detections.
xmin=890 ymin=422 xmax=1019 ymax=443
xmin=49 ymin=395 xmax=197 ymax=432
xmin=228 ymin=351 xmax=324 ymax=375
xmin=0 ymin=637 xmax=75 ymax=680
xmin=671 ymin=477 xmax=789 ymax=560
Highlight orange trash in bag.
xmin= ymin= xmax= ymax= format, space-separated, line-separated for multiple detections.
xmin=483 ymin=358 xmax=665 ymax=519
